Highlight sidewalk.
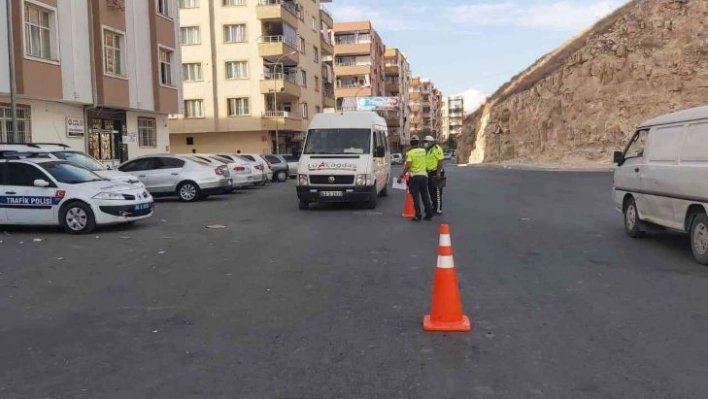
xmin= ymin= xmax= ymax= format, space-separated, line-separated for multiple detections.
xmin=456 ymin=162 xmax=615 ymax=172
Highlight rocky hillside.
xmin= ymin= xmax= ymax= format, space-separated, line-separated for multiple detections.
xmin=459 ymin=0 xmax=708 ymax=165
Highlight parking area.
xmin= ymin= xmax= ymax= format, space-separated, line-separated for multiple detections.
xmin=3 ymin=166 xmax=708 ymax=398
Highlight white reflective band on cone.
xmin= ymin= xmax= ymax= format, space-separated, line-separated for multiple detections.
xmin=439 ymin=234 xmax=452 ymax=246
xmin=437 ymin=255 xmax=455 ymax=269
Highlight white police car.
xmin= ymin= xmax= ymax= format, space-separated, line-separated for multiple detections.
xmin=0 ymin=158 xmax=154 ymax=234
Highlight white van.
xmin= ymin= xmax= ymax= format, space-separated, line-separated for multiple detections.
xmin=613 ymin=105 xmax=708 ymax=264
xmin=296 ymin=111 xmax=391 ymax=210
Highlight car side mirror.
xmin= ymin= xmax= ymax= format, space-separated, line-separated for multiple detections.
xmin=34 ymin=179 xmax=50 ymax=187
xmin=613 ymin=151 xmax=625 ymax=165
xmin=375 ymin=146 xmax=385 ymax=158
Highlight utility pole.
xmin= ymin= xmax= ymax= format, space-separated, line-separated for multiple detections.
xmin=6 ymin=0 xmax=19 ymax=141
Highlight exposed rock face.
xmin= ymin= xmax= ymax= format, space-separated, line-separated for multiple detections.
xmin=459 ymin=0 xmax=708 ymax=165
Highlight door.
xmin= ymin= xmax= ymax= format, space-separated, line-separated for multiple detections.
xmin=118 ymin=158 xmax=157 ymax=190
xmin=615 ymin=130 xmax=649 ymax=217
xmin=150 ymin=157 xmax=185 ymax=192
xmin=4 ymin=163 xmax=59 ymax=223
xmin=643 ymin=124 xmax=685 ymax=227
xmin=373 ymin=130 xmax=387 ymax=191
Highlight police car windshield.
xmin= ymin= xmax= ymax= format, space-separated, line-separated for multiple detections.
xmin=51 ymin=151 xmax=106 ymax=171
xmin=304 ymin=129 xmax=371 ymax=155
xmin=41 ymin=161 xmax=106 ymax=184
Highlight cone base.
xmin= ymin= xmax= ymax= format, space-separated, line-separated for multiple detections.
xmin=423 ymin=315 xmax=472 ymax=332
xmin=402 ymin=213 xmax=415 ymax=218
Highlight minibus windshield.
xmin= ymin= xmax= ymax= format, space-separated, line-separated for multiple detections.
xmin=303 ymin=129 xmax=371 ymax=155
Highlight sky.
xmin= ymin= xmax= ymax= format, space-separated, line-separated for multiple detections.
xmin=328 ymin=0 xmax=628 ymax=113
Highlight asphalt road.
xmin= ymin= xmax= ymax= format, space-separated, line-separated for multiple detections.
xmin=2 ymin=166 xmax=708 ymax=398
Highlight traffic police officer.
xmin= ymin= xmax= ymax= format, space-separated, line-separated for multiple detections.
xmin=398 ymin=135 xmax=434 ymax=221
xmin=424 ymin=135 xmax=445 ymax=214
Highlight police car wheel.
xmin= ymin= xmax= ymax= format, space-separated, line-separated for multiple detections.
xmin=60 ymin=202 xmax=96 ymax=234
xmin=177 ymin=182 xmax=201 ymax=202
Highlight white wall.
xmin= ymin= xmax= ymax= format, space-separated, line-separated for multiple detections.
xmin=0 ymin=98 xmax=87 ymax=149
xmin=0 ymin=0 xmax=10 ymax=95
xmin=126 ymin=0 xmax=155 ymax=111
xmin=125 ymin=112 xmax=170 ymax=158
xmin=57 ymin=0 xmax=92 ymax=104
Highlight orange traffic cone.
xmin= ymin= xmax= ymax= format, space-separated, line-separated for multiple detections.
xmin=402 ymin=174 xmax=415 ymax=219
xmin=423 ymin=224 xmax=472 ymax=332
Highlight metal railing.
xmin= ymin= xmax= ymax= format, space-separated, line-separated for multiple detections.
xmin=335 ymin=61 xmax=371 ymax=67
xmin=336 ymin=81 xmax=369 ymax=89
xmin=259 ymin=35 xmax=298 ymax=49
xmin=262 ymin=110 xmax=301 ymax=120
xmin=257 ymin=0 xmax=297 ymax=16
xmin=261 ymin=72 xmax=299 ymax=84
xmin=323 ymin=88 xmax=335 ymax=98
xmin=334 ymin=37 xmax=372 ymax=45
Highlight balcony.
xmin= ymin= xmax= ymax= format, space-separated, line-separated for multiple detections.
xmin=334 ymin=39 xmax=372 ymax=56
xmin=336 ymin=83 xmax=372 ymax=98
xmin=410 ymin=92 xmax=421 ymax=101
xmin=334 ymin=61 xmax=371 ymax=76
xmin=386 ymin=117 xmax=400 ymax=128
xmin=258 ymin=36 xmax=299 ymax=64
xmin=320 ymin=5 xmax=333 ymax=27
xmin=260 ymin=73 xmax=301 ymax=100
xmin=256 ymin=0 xmax=299 ymax=28
xmin=321 ymin=36 xmax=334 ymax=55
xmin=385 ymin=63 xmax=399 ymax=75
xmin=261 ymin=110 xmax=304 ymax=131
xmin=385 ymin=82 xmax=399 ymax=93
xmin=323 ymin=86 xmax=335 ymax=107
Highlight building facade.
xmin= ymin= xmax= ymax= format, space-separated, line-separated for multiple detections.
xmin=0 ymin=0 xmax=182 ymax=167
xmin=333 ymin=20 xmax=385 ymax=110
xmin=169 ymin=0 xmax=333 ymax=156
xmin=410 ymin=77 xmax=443 ymax=139
xmin=442 ymin=95 xmax=464 ymax=141
xmin=383 ymin=47 xmax=410 ymax=152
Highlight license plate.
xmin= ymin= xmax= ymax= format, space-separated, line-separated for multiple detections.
xmin=320 ymin=191 xmax=343 ymax=197
xmin=134 ymin=203 xmax=151 ymax=211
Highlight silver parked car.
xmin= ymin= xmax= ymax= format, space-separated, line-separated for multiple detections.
xmin=261 ymin=154 xmax=290 ymax=183
xmin=279 ymin=154 xmax=299 ymax=178
xmin=118 ymin=154 xmax=232 ymax=202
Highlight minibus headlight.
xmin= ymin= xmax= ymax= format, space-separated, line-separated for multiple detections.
xmin=298 ymin=175 xmax=309 ymax=186
xmin=356 ymin=175 xmax=372 ymax=186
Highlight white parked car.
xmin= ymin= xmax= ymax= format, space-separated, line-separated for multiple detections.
xmin=0 ymin=144 xmax=144 ymax=187
xmin=194 ymin=154 xmax=253 ymax=189
xmin=613 ymin=104 xmax=708 ymax=264
xmin=235 ymin=154 xmax=272 ymax=184
xmin=0 ymin=158 xmax=154 ymax=234
xmin=118 ymin=154 xmax=232 ymax=202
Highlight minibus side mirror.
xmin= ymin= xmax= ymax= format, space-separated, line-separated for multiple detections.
xmin=375 ymin=146 xmax=386 ymax=158
xmin=613 ymin=151 xmax=625 ymax=165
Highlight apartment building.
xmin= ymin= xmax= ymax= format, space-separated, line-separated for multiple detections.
xmin=383 ymin=48 xmax=411 ymax=152
xmin=441 ymin=95 xmax=464 ymax=141
xmin=0 ymin=0 xmax=182 ymax=166
xmin=170 ymin=0 xmax=334 ymax=155
xmin=333 ymin=21 xmax=385 ymax=110
xmin=410 ymin=77 xmax=443 ymax=139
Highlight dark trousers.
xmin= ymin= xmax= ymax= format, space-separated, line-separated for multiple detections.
xmin=428 ymin=170 xmax=445 ymax=212
xmin=409 ymin=175 xmax=433 ymax=218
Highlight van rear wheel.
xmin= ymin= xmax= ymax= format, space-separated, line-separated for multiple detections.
xmin=624 ymin=197 xmax=645 ymax=238
xmin=690 ymin=213 xmax=708 ymax=265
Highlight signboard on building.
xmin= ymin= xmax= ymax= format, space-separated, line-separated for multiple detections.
xmin=66 ymin=118 xmax=85 ymax=137
xmin=356 ymin=97 xmax=400 ymax=111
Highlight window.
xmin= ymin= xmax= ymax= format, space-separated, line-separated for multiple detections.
xmin=179 ymin=0 xmax=199 ymax=8
xmin=298 ymin=36 xmax=306 ymax=54
xmin=6 ymin=163 xmax=52 ymax=186
xmin=103 ymin=29 xmax=124 ymax=76
xmin=157 ymin=0 xmax=171 ymax=17
xmin=138 ymin=117 xmax=157 ymax=147
xmin=648 ymin=126 xmax=684 ymax=162
xmin=182 ymin=63 xmax=202 ymax=82
xmin=156 ymin=157 xmax=185 ymax=169
xmin=313 ymin=46 xmax=319 ymax=63
xmin=225 ymin=61 xmax=248 ymax=79
xmin=624 ymin=130 xmax=648 ymax=159
xmin=24 ymin=2 xmax=55 ymax=60
xmin=224 ymin=24 xmax=246 ymax=43
xmin=180 ymin=27 xmax=200 ymax=45
xmin=119 ymin=158 xmax=156 ymax=172
xmin=184 ymin=100 xmax=204 ymax=118
xmin=227 ymin=98 xmax=249 ymax=116
xmin=223 ymin=0 xmax=246 ymax=5
xmin=264 ymin=155 xmax=282 ymax=164
xmin=0 ymin=106 xmax=31 ymax=144
xmin=311 ymin=16 xmax=317 ymax=31
xmin=159 ymin=48 xmax=174 ymax=85
xmin=301 ymin=103 xmax=308 ymax=119
xmin=186 ymin=137 xmax=194 ymax=145
xmin=314 ymin=76 xmax=319 ymax=91
xmin=300 ymin=70 xmax=307 ymax=87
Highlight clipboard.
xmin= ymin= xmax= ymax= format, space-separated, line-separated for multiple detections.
xmin=392 ymin=177 xmax=408 ymax=191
